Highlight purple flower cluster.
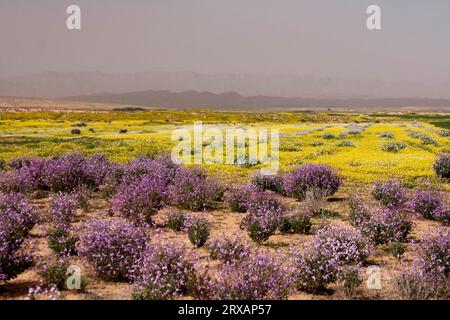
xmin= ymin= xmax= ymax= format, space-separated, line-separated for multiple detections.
xmin=194 ymin=251 xmax=293 ymax=300
xmin=434 ymin=152 xmax=450 ymax=179
xmin=372 ymin=179 xmax=408 ymax=208
xmin=168 ymin=167 xmax=215 ymax=211
xmin=119 ymin=154 xmax=179 ymax=187
xmin=410 ymin=190 xmax=449 ymax=223
xmin=132 ymin=241 xmax=195 ymax=300
xmin=111 ymin=174 xmax=168 ymax=225
xmin=241 ymin=191 xmax=284 ymax=243
xmin=291 ymin=224 xmax=371 ymax=292
xmin=414 ymin=227 xmax=449 ymax=282
xmin=78 ymin=219 xmax=147 ymax=281
xmin=46 ymin=193 xmax=79 ymax=256
xmin=0 ymin=157 xmax=46 ymax=193
xmin=43 ymin=153 xmax=114 ymax=192
xmin=359 ymin=208 xmax=413 ymax=245
xmin=283 ymin=163 xmax=341 ymax=201
xmin=48 ymin=193 xmax=78 ymax=227
xmin=0 ymin=192 xmax=37 ymax=281
xmin=348 ymin=196 xmax=371 ymax=226
xmin=207 ymin=235 xmax=251 ymax=262
xmin=224 ymin=185 xmax=252 ymax=213
xmin=251 ymin=173 xmax=285 ymax=194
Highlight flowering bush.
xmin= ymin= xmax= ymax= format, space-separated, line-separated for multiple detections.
xmin=410 ymin=190 xmax=446 ymax=220
xmin=48 ymin=193 xmax=78 ymax=227
xmin=358 ymin=208 xmax=413 ymax=245
xmin=0 ymin=192 xmax=37 ymax=281
xmin=46 ymin=193 xmax=79 ymax=256
xmin=283 ymin=164 xmax=341 ymax=201
xmin=382 ymin=141 xmax=407 ymax=153
xmin=78 ymin=219 xmax=147 ymax=281
xmin=434 ymin=153 xmax=450 ymax=179
xmin=291 ymin=224 xmax=371 ymax=292
xmin=395 ymin=268 xmax=447 ymax=300
xmin=132 ymin=242 xmax=195 ymax=300
xmin=414 ymin=228 xmax=449 ymax=281
xmin=242 ymin=191 xmax=284 ymax=243
xmin=224 ymin=185 xmax=252 ymax=213
xmin=165 ymin=211 xmax=186 ymax=231
xmin=38 ymin=259 xmax=70 ymax=290
xmin=251 ymin=173 xmax=284 ymax=194
xmin=0 ymin=157 xmax=46 ymax=193
xmin=348 ymin=196 xmax=371 ymax=226
xmin=207 ymin=235 xmax=251 ymax=262
xmin=42 ymin=153 xmax=115 ymax=192
xmin=168 ymin=167 xmax=215 ymax=211
xmin=186 ymin=215 xmax=211 ymax=248
xmin=278 ymin=210 xmax=312 ymax=234
xmin=111 ymin=174 xmax=167 ymax=225
xmin=198 ymin=252 xmax=293 ymax=300
xmin=372 ymin=179 xmax=408 ymax=208
xmin=119 ymin=154 xmax=179 ymax=187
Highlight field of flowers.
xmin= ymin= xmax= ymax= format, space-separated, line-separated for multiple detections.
xmin=0 ymin=110 xmax=449 ymax=300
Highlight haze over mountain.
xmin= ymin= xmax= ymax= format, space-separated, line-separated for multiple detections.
xmin=62 ymin=88 xmax=450 ymax=110
xmin=1 ymin=71 xmax=450 ymax=102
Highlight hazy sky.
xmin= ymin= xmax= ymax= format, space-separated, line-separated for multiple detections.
xmin=1 ymin=0 xmax=450 ymax=85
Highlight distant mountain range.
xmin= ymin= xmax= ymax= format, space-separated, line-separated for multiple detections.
xmin=1 ymin=71 xmax=450 ymax=110
xmin=63 ymin=89 xmax=450 ymax=110
xmin=1 ymin=71 xmax=450 ymax=100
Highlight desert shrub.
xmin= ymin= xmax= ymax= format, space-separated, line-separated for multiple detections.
xmin=224 ymin=185 xmax=252 ymax=213
xmin=420 ymin=135 xmax=438 ymax=146
xmin=208 ymin=179 xmax=225 ymax=201
xmin=283 ymin=164 xmax=341 ymax=201
xmin=372 ymin=179 xmax=408 ymax=208
xmin=410 ymin=190 xmax=445 ymax=220
xmin=322 ymin=133 xmax=335 ymax=139
xmin=348 ymin=196 xmax=371 ymax=226
xmin=242 ymin=192 xmax=284 ymax=243
xmin=390 ymin=241 xmax=406 ymax=259
xmin=434 ymin=153 xmax=450 ymax=179
xmin=432 ymin=206 xmax=450 ymax=225
xmin=291 ymin=224 xmax=371 ymax=292
xmin=168 ymin=167 xmax=215 ymax=211
xmin=336 ymin=140 xmax=355 ymax=147
xmin=132 ymin=242 xmax=195 ymax=300
xmin=118 ymin=154 xmax=179 ymax=186
xmin=437 ymin=129 xmax=450 ymax=137
xmin=251 ymin=173 xmax=284 ymax=194
xmin=0 ymin=159 xmax=5 ymax=170
xmin=46 ymin=193 xmax=79 ymax=256
xmin=48 ymin=193 xmax=78 ymax=226
xmin=358 ymin=208 xmax=413 ymax=245
xmin=38 ymin=259 xmax=70 ymax=290
xmin=379 ymin=132 xmax=394 ymax=139
xmin=165 ymin=211 xmax=186 ymax=231
xmin=310 ymin=141 xmax=324 ymax=147
xmin=207 ymin=235 xmax=251 ymax=262
xmin=395 ymin=268 xmax=447 ymax=300
xmin=47 ymin=227 xmax=78 ymax=256
xmin=186 ymin=216 xmax=211 ymax=248
xmin=414 ymin=228 xmax=449 ymax=281
xmin=0 ymin=157 xmax=46 ymax=193
xmin=111 ymin=174 xmax=167 ymax=225
xmin=382 ymin=141 xmax=406 ymax=153
xmin=279 ymin=211 xmax=312 ymax=234
xmin=42 ymin=153 xmax=114 ymax=192
xmin=338 ymin=266 xmax=362 ymax=298
xmin=0 ymin=192 xmax=37 ymax=281
xmin=197 ymin=252 xmax=293 ymax=300
xmin=78 ymin=219 xmax=147 ymax=281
